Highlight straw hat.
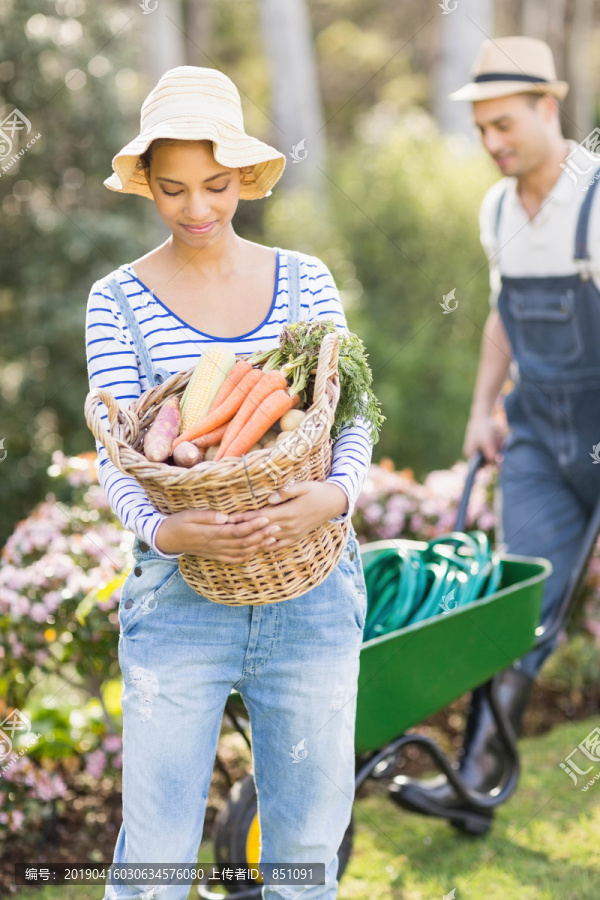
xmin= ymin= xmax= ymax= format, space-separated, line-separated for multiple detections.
xmin=449 ymin=36 xmax=569 ymax=103
xmin=104 ymin=66 xmax=286 ymax=200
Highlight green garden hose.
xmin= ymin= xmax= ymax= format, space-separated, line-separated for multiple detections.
xmin=362 ymin=531 xmax=502 ymax=642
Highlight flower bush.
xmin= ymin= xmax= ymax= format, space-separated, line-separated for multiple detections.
xmin=354 ymin=457 xmax=497 ymax=542
xmin=0 ymin=451 xmax=131 ymax=847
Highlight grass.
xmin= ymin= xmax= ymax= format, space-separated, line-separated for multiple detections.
xmin=11 ymin=717 xmax=600 ymax=900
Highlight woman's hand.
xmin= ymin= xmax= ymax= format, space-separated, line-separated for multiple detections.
xmin=154 ymin=509 xmax=281 ymax=563
xmin=228 ymin=481 xmax=349 ymax=551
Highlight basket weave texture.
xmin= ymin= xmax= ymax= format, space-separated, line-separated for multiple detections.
xmin=84 ymin=332 xmax=350 ymax=605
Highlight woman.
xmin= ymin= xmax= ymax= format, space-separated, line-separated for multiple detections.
xmin=86 ymin=66 xmax=372 ymax=899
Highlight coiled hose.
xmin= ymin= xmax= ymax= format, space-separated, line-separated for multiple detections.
xmin=362 ymin=531 xmax=502 ymax=642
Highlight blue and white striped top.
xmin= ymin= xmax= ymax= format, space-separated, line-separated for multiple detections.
xmin=85 ymin=247 xmax=373 ymax=559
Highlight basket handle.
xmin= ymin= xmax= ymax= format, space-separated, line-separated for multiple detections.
xmin=84 ymin=388 xmax=140 ymax=468
xmin=311 ymin=332 xmax=339 ymax=407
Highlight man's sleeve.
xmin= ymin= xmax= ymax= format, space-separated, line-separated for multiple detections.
xmin=479 ymin=184 xmax=503 ymax=310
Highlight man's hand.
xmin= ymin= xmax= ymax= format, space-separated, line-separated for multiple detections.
xmin=464 ymin=309 xmax=511 ymax=465
xmin=463 ymin=413 xmax=502 ymax=464
xmin=228 ymin=481 xmax=349 ymax=551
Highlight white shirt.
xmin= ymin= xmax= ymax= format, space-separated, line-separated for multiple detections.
xmin=479 ymin=140 xmax=600 ymax=307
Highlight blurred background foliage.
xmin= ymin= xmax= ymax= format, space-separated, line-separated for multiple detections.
xmin=0 ymin=0 xmax=597 ymax=545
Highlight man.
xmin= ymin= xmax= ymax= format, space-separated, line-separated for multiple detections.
xmin=390 ymin=36 xmax=600 ymax=834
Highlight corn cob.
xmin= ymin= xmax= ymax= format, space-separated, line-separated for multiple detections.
xmin=181 ymin=346 xmax=236 ymax=432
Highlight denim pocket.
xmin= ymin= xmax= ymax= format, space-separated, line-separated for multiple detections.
xmin=508 ymin=287 xmax=583 ymax=365
xmin=337 ymin=531 xmax=368 ymax=632
xmin=118 ymin=558 xmax=181 ymax=636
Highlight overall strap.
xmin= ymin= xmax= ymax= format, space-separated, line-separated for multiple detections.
xmin=108 ymin=275 xmax=171 ymax=387
xmin=286 ymin=250 xmax=302 ymax=325
xmin=574 ymin=167 xmax=600 ymax=261
xmin=493 ymin=185 xmax=508 ymax=242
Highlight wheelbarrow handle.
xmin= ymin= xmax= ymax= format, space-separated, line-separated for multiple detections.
xmin=454 ymin=450 xmax=486 ymax=532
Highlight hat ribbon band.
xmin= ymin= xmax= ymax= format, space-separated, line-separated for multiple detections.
xmin=474 ymin=72 xmax=550 ymax=84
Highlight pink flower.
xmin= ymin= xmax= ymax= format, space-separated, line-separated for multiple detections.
xmin=8 ymin=809 xmax=24 ymax=832
xmin=10 ymin=640 xmax=25 ymax=659
xmin=30 ymin=603 xmax=48 ymax=623
xmin=102 ymin=734 xmax=122 ymax=753
xmin=410 ymin=513 xmax=425 ymax=533
xmin=43 ymin=591 xmax=62 ymax=613
xmin=84 ymin=749 xmax=107 ymax=780
xmin=476 ymin=510 xmax=495 ymax=532
xmin=26 ymin=767 xmax=66 ymax=801
xmin=364 ymin=502 xmax=384 ymax=523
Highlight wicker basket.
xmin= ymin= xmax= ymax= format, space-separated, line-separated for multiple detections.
xmin=84 ymin=332 xmax=350 ymax=605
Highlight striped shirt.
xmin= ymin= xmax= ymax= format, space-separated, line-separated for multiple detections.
xmin=85 ymin=247 xmax=373 ymax=559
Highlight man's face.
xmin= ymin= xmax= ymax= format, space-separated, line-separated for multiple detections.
xmin=473 ymin=93 xmax=558 ymax=178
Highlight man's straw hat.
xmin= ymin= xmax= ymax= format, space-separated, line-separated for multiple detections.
xmin=104 ymin=66 xmax=286 ymax=200
xmin=449 ymin=36 xmax=569 ymax=103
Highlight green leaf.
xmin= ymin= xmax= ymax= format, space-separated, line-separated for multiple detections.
xmin=74 ymin=573 xmax=127 ymax=625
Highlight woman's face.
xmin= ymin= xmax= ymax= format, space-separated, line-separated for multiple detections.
xmin=145 ymin=140 xmax=245 ymax=246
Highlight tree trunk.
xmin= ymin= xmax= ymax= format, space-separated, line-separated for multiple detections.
xmin=258 ymin=0 xmax=327 ymax=192
xmin=141 ymin=0 xmax=187 ymax=88
xmin=562 ymin=0 xmax=594 ymax=140
xmin=433 ymin=0 xmax=494 ymax=138
xmin=183 ymin=0 xmax=215 ymax=68
xmin=520 ymin=0 xmax=548 ymax=38
xmin=139 ymin=0 xmax=187 ymax=240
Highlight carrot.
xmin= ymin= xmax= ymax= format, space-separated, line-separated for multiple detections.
xmin=215 ymin=370 xmax=288 ymax=460
xmin=222 ymin=390 xmax=300 ymax=458
xmin=191 ymin=423 xmax=229 ymax=449
xmin=172 ymin=368 xmax=262 ymax=447
xmin=206 ymin=359 xmax=253 ymax=414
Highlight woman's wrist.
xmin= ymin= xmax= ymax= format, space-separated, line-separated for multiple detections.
xmin=321 ymin=481 xmax=349 ymax=519
xmin=154 ymin=517 xmax=178 ymax=554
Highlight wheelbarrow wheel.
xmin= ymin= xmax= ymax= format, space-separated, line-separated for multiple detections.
xmin=213 ymin=774 xmax=354 ymax=893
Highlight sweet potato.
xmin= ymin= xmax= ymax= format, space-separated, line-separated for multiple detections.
xmin=144 ymin=397 xmax=181 ymax=462
xmin=173 ymin=441 xmax=203 ymax=468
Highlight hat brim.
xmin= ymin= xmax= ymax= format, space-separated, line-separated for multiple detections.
xmin=449 ymin=80 xmax=569 ymax=102
xmin=103 ymin=119 xmax=286 ymax=201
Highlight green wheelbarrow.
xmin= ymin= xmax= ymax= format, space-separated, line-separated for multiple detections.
xmin=198 ymin=451 xmax=600 ymax=897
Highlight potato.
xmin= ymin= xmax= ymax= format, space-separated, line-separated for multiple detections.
xmin=279 ymin=410 xmax=307 ymax=432
xmin=275 ymin=431 xmax=289 ymax=444
xmin=144 ymin=397 xmax=181 ymax=462
xmin=205 ymin=445 xmax=219 ymax=461
xmin=173 ymin=441 xmax=203 ymax=468
xmin=259 ymin=429 xmax=279 ymax=448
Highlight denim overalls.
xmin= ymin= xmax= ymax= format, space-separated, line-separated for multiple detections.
xmin=103 ymin=251 xmax=368 ymax=900
xmin=495 ymin=173 xmax=600 ymax=678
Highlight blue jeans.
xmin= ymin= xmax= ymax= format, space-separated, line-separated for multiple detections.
xmin=497 ymin=388 xmax=600 ymax=679
xmin=104 ymin=528 xmax=367 ymax=900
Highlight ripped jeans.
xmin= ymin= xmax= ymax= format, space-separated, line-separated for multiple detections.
xmin=103 ymin=527 xmax=367 ymax=900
